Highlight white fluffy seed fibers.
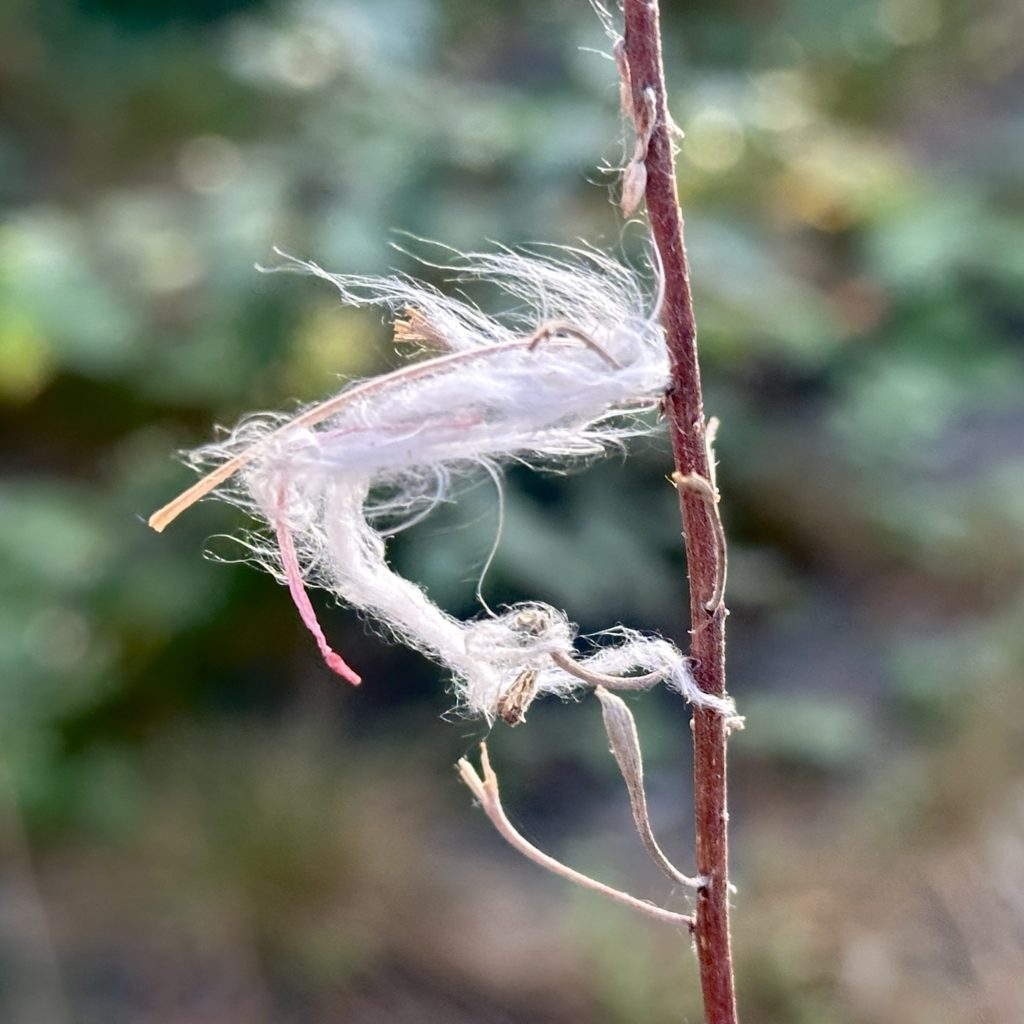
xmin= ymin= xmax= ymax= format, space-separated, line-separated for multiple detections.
xmin=165 ymin=246 xmax=735 ymax=721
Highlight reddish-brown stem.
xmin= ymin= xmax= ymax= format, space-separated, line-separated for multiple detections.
xmin=620 ymin=2 xmax=738 ymax=1022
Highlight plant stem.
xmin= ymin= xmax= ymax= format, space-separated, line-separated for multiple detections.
xmin=620 ymin=2 xmax=739 ymax=1021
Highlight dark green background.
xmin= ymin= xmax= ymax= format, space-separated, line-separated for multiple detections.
xmin=2 ymin=0 xmax=1023 ymax=1020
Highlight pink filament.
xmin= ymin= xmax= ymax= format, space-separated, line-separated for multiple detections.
xmin=274 ymin=498 xmax=362 ymax=686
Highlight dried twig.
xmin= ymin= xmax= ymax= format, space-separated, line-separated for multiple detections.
xmin=548 ymin=649 xmax=665 ymax=691
xmin=526 ymin=320 xmax=624 ymax=368
xmin=458 ymin=742 xmax=694 ymax=929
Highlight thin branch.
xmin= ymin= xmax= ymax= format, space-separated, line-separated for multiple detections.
xmin=549 ymin=649 xmax=665 ymax=690
xmin=458 ymin=743 xmax=693 ymax=930
xmin=619 ymin=2 xmax=739 ymax=1021
xmin=526 ymin=320 xmax=624 ymax=368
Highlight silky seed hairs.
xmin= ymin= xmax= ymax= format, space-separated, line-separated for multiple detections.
xmin=149 ymin=244 xmax=736 ymax=722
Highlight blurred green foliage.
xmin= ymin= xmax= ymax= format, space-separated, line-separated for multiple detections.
xmin=2 ymin=0 xmax=1023 ymax=1020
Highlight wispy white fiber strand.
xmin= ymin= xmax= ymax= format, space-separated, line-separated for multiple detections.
xmin=150 ymin=246 xmax=737 ymax=722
